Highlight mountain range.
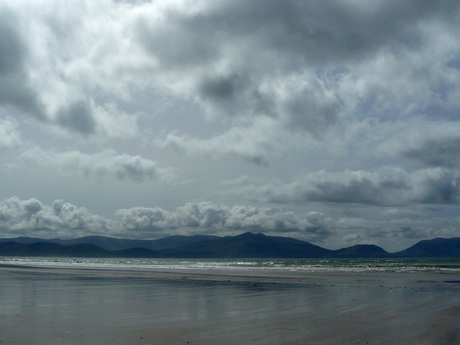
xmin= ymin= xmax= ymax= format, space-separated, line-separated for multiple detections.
xmin=0 ymin=232 xmax=459 ymax=258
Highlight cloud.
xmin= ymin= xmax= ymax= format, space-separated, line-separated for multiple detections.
xmin=56 ymin=100 xmax=96 ymax=135
xmin=160 ymin=117 xmax=280 ymax=165
xmin=147 ymin=1 xmax=460 ymax=161
xmin=1 ymin=0 xmax=459 ymax=156
xmin=115 ymin=202 xmax=325 ymax=239
xmin=413 ymin=168 xmax=460 ymax=204
xmin=0 ymin=196 xmax=112 ymax=238
xmin=20 ymin=148 xmax=176 ymax=183
xmin=1 ymin=1 xmax=460 ymax=251
xmin=0 ymin=1 xmax=141 ymax=137
xmin=222 ymin=168 xmax=460 ymax=206
xmin=0 ymin=118 xmax=22 ymax=148
xmin=404 ymin=137 xmax=460 ymax=168
xmin=322 ymin=215 xmax=460 ymax=251
xmin=0 ymin=7 xmax=45 ymax=120
xmin=2 ymin=196 xmax=458 ymax=251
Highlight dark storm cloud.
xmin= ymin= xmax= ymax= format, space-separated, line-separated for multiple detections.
xmin=0 ymin=11 xmax=24 ymax=76
xmin=57 ymin=101 xmax=96 ymax=135
xmin=0 ymin=8 xmax=45 ymax=120
xmin=134 ymin=1 xmax=358 ymax=125
xmin=404 ymin=137 xmax=460 ymax=168
xmin=262 ymin=171 xmax=409 ymax=206
xmin=447 ymin=56 xmax=460 ymax=70
xmin=147 ymin=0 xmax=453 ymax=66
xmin=231 ymin=168 xmax=460 ymax=206
xmin=197 ymin=73 xmax=246 ymax=117
xmin=2 ymin=0 xmax=459 ymax=144
xmin=0 ymin=3 xmax=135 ymax=137
xmin=142 ymin=0 xmax=460 ymax=160
xmin=416 ymin=169 xmax=460 ymax=204
xmin=305 ymin=177 xmax=408 ymax=205
xmin=137 ymin=0 xmax=460 ymax=72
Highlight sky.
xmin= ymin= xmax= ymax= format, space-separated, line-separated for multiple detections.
xmin=1 ymin=0 xmax=460 ymax=252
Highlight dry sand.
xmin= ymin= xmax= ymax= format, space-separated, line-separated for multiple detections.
xmin=0 ymin=264 xmax=459 ymax=344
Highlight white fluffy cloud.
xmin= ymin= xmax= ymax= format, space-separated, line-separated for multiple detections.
xmin=1 ymin=197 xmax=459 ymax=251
xmin=0 ymin=196 xmax=113 ymax=238
xmin=115 ymin=202 xmax=320 ymax=237
xmin=1 ymin=197 xmax=327 ymax=241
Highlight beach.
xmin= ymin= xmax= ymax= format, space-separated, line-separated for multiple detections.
xmin=0 ymin=264 xmax=459 ymax=344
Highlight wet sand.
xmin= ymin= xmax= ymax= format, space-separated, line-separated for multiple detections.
xmin=0 ymin=264 xmax=459 ymax=344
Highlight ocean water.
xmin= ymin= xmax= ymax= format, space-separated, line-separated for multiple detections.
xmin=1 ymin=256 xmax=459 ymax=273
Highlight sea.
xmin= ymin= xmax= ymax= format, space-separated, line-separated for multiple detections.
xmin=1 ymin=256 xmax=459 ymax=274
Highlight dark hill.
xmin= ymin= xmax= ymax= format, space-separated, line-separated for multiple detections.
xmin=334 ymin=244 xmax=389 ymax=258
xmin=147 ymin=235 xmax=219 ymax=251
xmin=0 ymin=234 xmax=459 ymax=258
xmin=0 ymin=241 xmax=109 ymax=257
xmin=159 ymin=232 xmax=331 ymax=258
xmin=0 ymin=237 xmax=60 ymax=244
xmin=0 ymin=235 xmax=218 ymax=251
xmin=394 ymin=237 xmax=460 ymax=257
xmin=61 ymin=234 xmax=218 ymax=251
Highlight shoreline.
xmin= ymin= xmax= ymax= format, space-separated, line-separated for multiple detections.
xmin=1 ymin=262 xmax=459 ymax=287
xmin=1 ymin=263 xmax=459 ymax=344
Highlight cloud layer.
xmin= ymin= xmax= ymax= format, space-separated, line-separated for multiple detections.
xmin=2 ymin=1 xmax=459 ymax=149
xmin=1 ymin=196 xmax=459 ymax=251
xmin=1 ymin=197 xmax=324 ymax=241
xmin=228 ymin=168 xmax=460 ymax=206
xmin=0 ymin=1 xmax=459 ymax=250
xmin=20 ymin=149 xmax=175 ymax=183
xmin=0 ymin=197 xmax=112 ymax=238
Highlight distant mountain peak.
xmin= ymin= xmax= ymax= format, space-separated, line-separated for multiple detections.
xmin=395 ymin=237 xmax=460 ymax=257
xmin=235 ymin=232 xmax=266 ymax=238
xmin=0 ymin=234 xmax=458 ymax=258
xmin=334 ymin=243 xmax=389 ymax=258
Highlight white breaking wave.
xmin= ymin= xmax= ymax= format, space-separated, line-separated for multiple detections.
xmin=1 ymin=257 xmax=459 ymax=273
